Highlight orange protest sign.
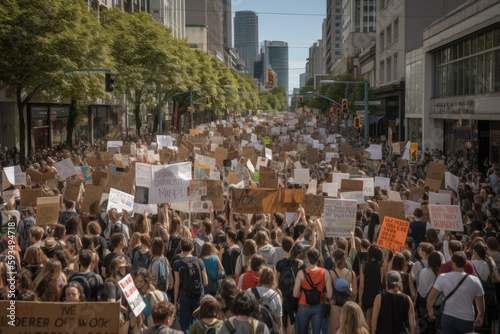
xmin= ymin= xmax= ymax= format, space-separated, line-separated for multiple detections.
xmin=376 ymin=216 xmax=410 ymax=251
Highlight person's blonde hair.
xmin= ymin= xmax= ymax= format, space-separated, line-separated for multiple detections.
xmin=337 ymin=301 xmax=370 ymax=334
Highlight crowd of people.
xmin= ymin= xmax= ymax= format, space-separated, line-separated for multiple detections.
xmin=0 ymin=118 xmax=499 ymax=334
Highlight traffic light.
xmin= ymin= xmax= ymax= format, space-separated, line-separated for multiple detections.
xmin=353 ymin=116 xmax=361 ymax=128
xmin=267 ymin=69 xmax=275 ymax=86
xmin=187 ymin=106 xmax=191 ymax=113
xmin=299 ymin=96 xmax=303 ymax=102
xmin=336 ymin=108 xmax=341 ymax=116
xmin=105 ymin=73 xmax=115 ymax=92
xmin=205 ymin=96 xmax=209 ymax=103
xmin=341 ymin=98 xmax=348 ymax=112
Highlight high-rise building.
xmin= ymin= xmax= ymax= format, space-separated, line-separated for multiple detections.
xmin=262 ymin=40 xmax=289 ymax=93
xmin=325 ymin=0 xmax=343 ymax=74
xmin=342 ymin=0 xmax=376 ymax=42
xmin=234 ymin=11 xmax=259 ymax=76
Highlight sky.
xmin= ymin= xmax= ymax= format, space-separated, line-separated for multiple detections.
xmin=232 ymin=0 xmax=326 ymax=94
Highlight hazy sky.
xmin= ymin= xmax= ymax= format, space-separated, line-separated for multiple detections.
xmin=232 ymin=0 xmax=326 ymax=94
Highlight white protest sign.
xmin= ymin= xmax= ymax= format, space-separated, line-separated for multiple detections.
xmin=402 ymin=141 xmax=411 ymax=160
xmin=194 ymin=154 xmax=216 ymax=179
xmin=2 ymin=165 xmax=22 ymax=190
xmin=246 ymin=159 xmax=255 ymax=174
xmin=445 ymin=172 xmax=459 ymax=193
xmin=265 ymin=148 xmax=273 ymax=160
xmin=15 ymin=173 xmax=26 ymax=186
xmin=107 ymin=141 xmax=123 ymax=149
xmin=307 ymin=179 xmax=317 ymax=194
xmin=151 ymin=162 xmax=191 ymax=203
xmin=118 ymin=274 xmax=146 ymax=317
xmin=107 ymin=188 xmax=135 ymax=213
xmin=340 ymin=191 xmax=365 ymax=204
xmin=404 ymin=200 xmax=421 ymax=216
xmin=428 ymin=205 xmax=463 ymax=231
xmin=255 ymin=157 xmax=269 ymax=171
xmin=332 ymin=173 xmax=350 ymax=186
xmin=191 ymin=201 xmax=213 ymax=213
xmin=323 ymin=199 xmax=357 ymax=237
xmin=365 ymin=144 xmax=382 ymax=160
xmin=156 ymin=135 xmax=173 ymax=148
xmin=55 ymin=158 xmax=77 ymax=179
xmin=322 ymin=183 xmax=338 ymax=197
xmin=325 ymin=152 xmax=339 ymax=162
xmin=374 ymin=176 xmax=391 ymax=190
xmin=353 ymin=177 xmax=374 ymax=197
xmin=293 ymin=168 xmax=310 ymax=185
xmin=429 ymin=192 xmax=452 ymax=205
xmin=387 ymin=190 xmax=402 ymax=201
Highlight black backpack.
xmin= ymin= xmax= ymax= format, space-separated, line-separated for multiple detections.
xmin=222 ymin=247 xmax=241 ymax=276
xmin=166 ymin=234 xmax=181 ymax=263
xmin=278 ymin=259 xmax=299 ymax=297
xmin=20 ymin=217 xmax=34 ymax=250
xmin=250 ymin=287 xmax=280 ymax=334
xmin=68 ymin=272 xmax=103 ymax=301
xmin=110 ymin=222 xmax=124 ymax=236
xmin=180 ymin=257 xmax=203 ymax=297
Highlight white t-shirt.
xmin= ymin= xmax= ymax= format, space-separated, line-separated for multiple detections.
xmin=246 ymin=287 xmax=282 ymax=318
xmin=471 ymin=259 xmax=497 ymax=281
xmin=433 ymin=272 xmax=484 ymax=321
xmin=417 ymin=268 xmax=436 ymax=298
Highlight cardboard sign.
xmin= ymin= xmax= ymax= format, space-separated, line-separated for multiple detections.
xmin=429 ymin=192 xmax=452 ymax=205
xmin=303 ymin=194 xmax=328 ymax=217
xmin=92 ymin=170 xmax=108 ymax=187
xmin=353 ymin=177 xmax=375 ymax=196
xmin=365 ymin=144 xmax=382 ymax=160
xmin=231 ymin=188 xmax=281 ymax=214
xmin=0 ymin=301 xmax=120 ymax=333
xmin=340 ymin=144 xmax=356 ymax=157
xmin=444 ymin=172 xmax=459 ymax=193
xmin=307 ymin=147 xmax=319 ymax=165
xmin=80 ymin=185 xmax=105 ymax=214
xmin=409 ymin=187 xmax=425 ymax=202
xmin=26 ymin=168 xmax=43 ymax=184
xmin=106 ymin=170 xmax=134 ymax=195
xmin=332 ymin=173 xmax=350 ymax=186
xmin=323 ymin=199 xmax=357 ymax=237
xmin=387 ymin=189 xmax=402 ymax=202
xmin=2 ymin=165 xmax=22 ymax=189
xmin=378 ymin=200 xmax=406 ymax=222
xmin=404 ymin=200 xmax=421 ymax=216
xmin=55 ymin=158 xmax=77 ymax=179
xmin=283 ymin=189 xmax=306 ymax=204
xmin=374 ymin=176 xmax=391 ymax=190
xmin=86 ymin=156 xmax=105 ymax=169
xmin=118 ymin=274 xmax=146 ymax=317
xmin=63 ymin=178 xmax=83 ymax=203
xmin=293 ymin=168 xmax=310 ymax=185
xmin=36 ymin=195 xmax=60 ymax=225
xmin=20 ymin=188 xmax=43 ymax=207
xmin=425 ymin=162 xmax=446 ymax=190
xmin=259 ymin=172 xmax=278 ymax=188
xmin=428 ymin=204 xmax=463 ymax=231
xmin=340 ymin=179 xmax=364 ymax=192
xmin=339 ymin=191 xmax=364 ymax=204
xmin=376 ymin=216 xmax=410 ymax=251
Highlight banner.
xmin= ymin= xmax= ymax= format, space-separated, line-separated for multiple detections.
xmin=376 ymin=216 xmax=410 ymax=251
xmin=428 ymin=204 xmax=463 ymax=231
xmin=323 ymin=199 xmax=357 ymax=237
xmin=0 ymin=301 xmax=120 ymax=333
xmin=231 ymin=188 xmax=281 ymax=214
xmin=152 ymin=162 xmax=191 ymax=204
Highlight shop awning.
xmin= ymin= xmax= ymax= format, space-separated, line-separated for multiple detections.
xmin=369 ymin=115 xmax=385 ymax=124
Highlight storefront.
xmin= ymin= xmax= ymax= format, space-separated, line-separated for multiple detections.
xmin=28 ymin=104 xmax=69 ymax=150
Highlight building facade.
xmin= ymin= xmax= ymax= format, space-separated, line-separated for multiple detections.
xmin=234 ymin=11 xmax=259 ymax=77
xmin=262 ymin=41 xmax=289 ymax=93
xmin=422 ymin=0 xmax=500 ymax=170
xmin=325 ymin=0 xmax=343 ymax=74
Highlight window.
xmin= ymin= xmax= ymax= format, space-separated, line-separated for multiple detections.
xmin=387 ymin=57 xmax=392 ymax=82
xmin=394 ymin=53 xmax=398 ymax=80
xmin=394 ymin=19 xmax=399 ymax=42
xmin=387 ymin=25 xmax=392 ymax=45
xmin=380 ymin=31 xmax=385 ymax=49
xmin=380 ymin=60 xmax=385 ymax=83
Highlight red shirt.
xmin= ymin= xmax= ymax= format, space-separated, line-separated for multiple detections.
xmin=438 ymin=260 xmax=474 ymax=275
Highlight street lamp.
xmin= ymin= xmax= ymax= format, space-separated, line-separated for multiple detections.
xmin=321 ymin=80 xmax=370 ymax=145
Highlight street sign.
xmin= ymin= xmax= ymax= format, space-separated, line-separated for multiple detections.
xmin=354 ymin=100 xmax=381 ymax=106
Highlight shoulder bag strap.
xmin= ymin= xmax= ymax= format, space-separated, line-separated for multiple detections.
xmin=302 ymin=268 xmax=316 ymax=288
xmin=443 ymin=274 xmax=468 ymax=303
xmin=332 ymin=268 xmax=340 ymax=279
xmin=224 ymin=318 xmax=236 ymax=334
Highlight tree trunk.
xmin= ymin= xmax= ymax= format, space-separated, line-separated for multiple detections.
xmin=66 ymin=99 xmax=78 ymax=148
xmin=134 ymin=90 xmax=142 ymax=137
xmin=16 ymin=87 xmax=26 ymax=167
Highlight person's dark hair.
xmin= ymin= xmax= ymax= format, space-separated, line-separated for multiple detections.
xmin=297 ymin=223 xmax=307 ymax=235
xmin=274 ymin=213 xmax=284 ymax=226
xmin=214 ymin=215 xmax=228 ymax=227
xmin=281 ymin=237 xmax=294 ymax=253
xmin=53 ymin=224 xmax=66 ymax=241
xmin=219 ymin=277 xmax=236 ymax=309
xmin=110 ymin=232 xmax=124 ymax=248
xmin=226 ymin=229 xmax=237 ymax=243
xmin=354 ymin=226 xmax=364 ymax=240
xmin=336 ymin=237 xmax=348 ymax=251
xmin=199 ymin=294 xmax=220 ymax=319
xmin=367 ymin=245 xmax=382 ymax=263
xmin=151 ymin=301 xmax=176 ymax=323
xmin=150 ymin=237 xmax=164 ymax=258
xmin=391 ymin=252 xmax=405 ymax=271
xmin=134 ymin=267 xmax=151 ymax=287
xmin=486 ymin=217 xmax=500 ymax=231
xmin=250 ymin=254 xmax=265 ymax=271
xmin=79 ymin=249 xmax=93 ymax=269
xmin=180 ymin=238 xmax=194 ymax=252
xmin=202 ymin=220 xmax=212 ymax=234
xmin=428 ymin=251 xmax=442 ymax=276
xmin=230 ymin=291 xmax=259 ymax=316
xmin=451 ymin=251 xmax=467 ymax=268
xmin=81 ymin=235 xmax=95 ymax=251
xmin=413 ymin=208 xmax=423 ymax=218
xmin=53 ymin=249 xmax=74 ymax=270
xmin=15 ymin=268 xmax=33 ymax=291
xmin=65 ymin=217 xmax=84 ymax=238
xmin=61 ymin=282 xmax=86 ymax=302
xmin=448 ymin=240 xmax=463 ymax=254
xmin=306 ymin=248 xmax=321 ymax=265
xmin=486 ymin=236 xmax=499 ymax=251
xmin=367 ymin=212 xmax=380 ymax=243
xmin=64 ymin=200 xmax=75 ymax=210
xmin=473 ymin=242 xmax=495 ymax=272
xmin=360 ymin=239 xmax=370 ymax=250
xmin=333 ymin=249 xmax=346 ymax=269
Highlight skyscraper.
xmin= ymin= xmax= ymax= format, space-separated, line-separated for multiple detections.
xmin=234 ymin=11 xmax=259 ymax=76
xmin=262 ymin=40 xmax=289 ymax=93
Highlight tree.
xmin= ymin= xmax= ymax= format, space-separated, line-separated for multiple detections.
xmin=0 ymin=0 xmax=107 ymax=165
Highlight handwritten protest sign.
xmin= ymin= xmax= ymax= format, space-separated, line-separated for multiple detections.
xmin=231 ymin=188 xmax=280 ymax=214
xmin=428 ymin=204 xmax=463 ymax=231
xmin=378 ymin=200 xmax=406 ymax=222
xmin=374 ymin=176 xmax=390 ymax=190
xmin=323 ymin=199 xmax=357 ymax=237
xmin=302 ymin=194 xmax=326 ymax=217
xmin=0 ymin=301 xmax=120 ymax=334
xmin=339 ymin=191 xmax=364 ymax=204
xmin=194 ymin=154 xmax=215 ymax=179
xmin=404 ymin=200 xmax=421 ymax=216
xmin=63 ymin=178 xmax=83 ymax=203
xmin=36 ymin=196 xmax=60 ymax=225
xmin=20 ymin=188 xmax=43 ymax=207
xmin=118 ymin=274 xmax=146 ymax=317
xmin=55 ymin=158 xmax=77 ymax=179
xmin=293 ymin=168 xmax=310 ymax=185
xmin=376 ymin=216 xmax=410 ymax=251
xmin=353 ymin=177 xmax=375 ymax=196
xmin=151 ymin=162 xmax=191 ymax=203
xmin=107 ymin=188 xmax=134 ymax=213
xmin=15 ymin=173 xmax=26 ymax=186
xmin=387 ymin=189 xmax=402 ymax=201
